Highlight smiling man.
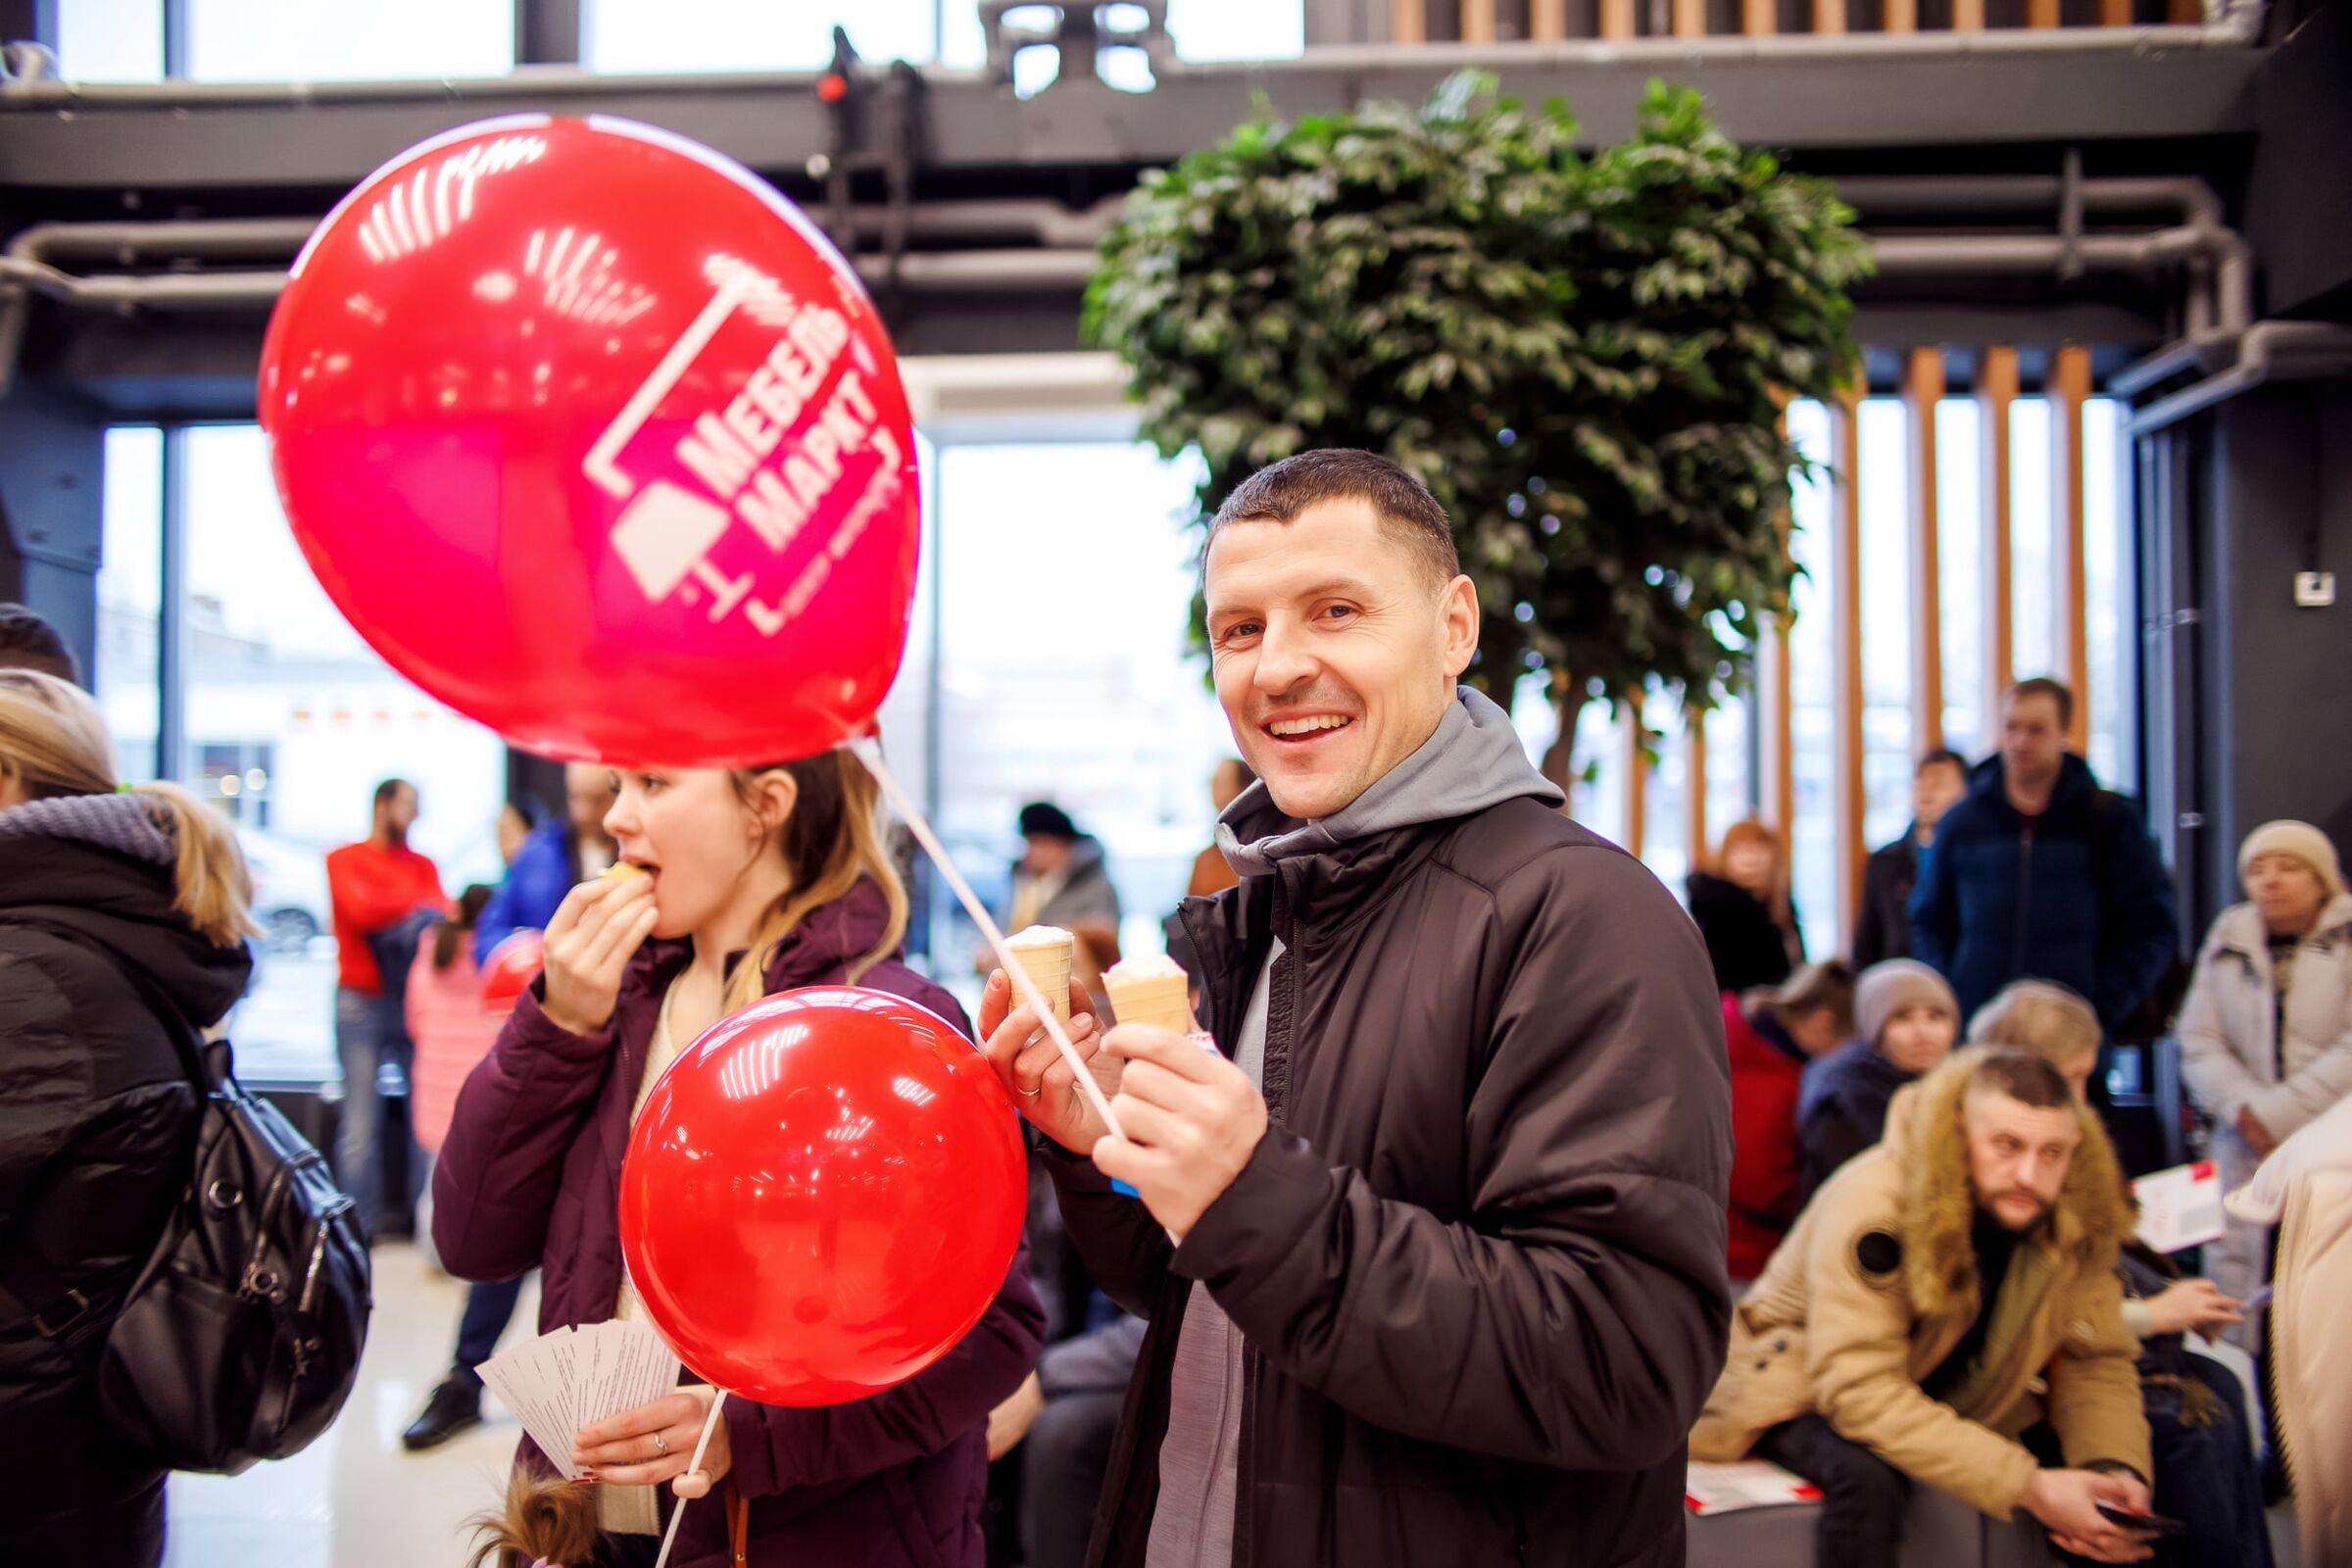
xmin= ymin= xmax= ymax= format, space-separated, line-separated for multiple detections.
xmin=979 ymin=448 xmax=1732 ymax=1568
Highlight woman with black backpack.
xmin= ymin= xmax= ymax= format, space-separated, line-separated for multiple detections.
xmin=0 ymin=668 xmax=259 ymax=1566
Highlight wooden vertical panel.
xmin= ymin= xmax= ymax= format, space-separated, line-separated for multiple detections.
xmin=1761 ymin=620 xmax=1795 ymax=866
xmin=1390 ymin=0 xmax=1427 ymax=42
xmin=1530 ymin=0 xmax=1569 ymax=37
xmin=2026 ymin=0 xmax=2060 ymax=23
xmin=1599 ymin=0 xmax=1638 ymax=36
xmin=1742 ymin=0 xmax=1778 ymax=33
xmin=1814 ymin=0 xmax=1848 ymax=32
xmin=1979 ymin=346 xmax=2019 ymax=747
xmin=1672 ymin=0 xmax=1708 ymax=34
xmin=1828 ymin=389 xmax=1868 ymax=941
xmin=1461 ymin=0 xmax=1499 ymax=40
xmin=2095 ymin=0 xmax=2131 ymax=23
xmin=1883 ymin=0 xmax=1919 ymax=31
xmin=1623 ymin=705 xmax=1649 ymax=858
xmin=2051 ymin=344 xmax=2094 ymax=753
xmin=1904 ymin=346 xmax=1946 ymax=755
xmin=2166 ymin=0 xmax=2205 ymax=20
xmin=1687 ymin=707 xmax=1710 ymax=870
xmin=1951 ymin=0 xmax=1986 ymax=27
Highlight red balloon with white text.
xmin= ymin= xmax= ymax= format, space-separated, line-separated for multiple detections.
xmin=258 ymin=116 xmax=919 ymax=766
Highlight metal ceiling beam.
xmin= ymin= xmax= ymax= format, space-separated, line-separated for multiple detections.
xmin=0 ymin=32 xmax=2263 ymax=193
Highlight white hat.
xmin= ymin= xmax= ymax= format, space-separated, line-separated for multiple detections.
xmin=2238 ymin=820 xmax=2345 ymax=898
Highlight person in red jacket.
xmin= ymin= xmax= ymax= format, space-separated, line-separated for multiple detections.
xmin=1725 ymin=961 xmax=1855 ymax=1280
xmin=325 ymin=776 xmax=444 ymax=1236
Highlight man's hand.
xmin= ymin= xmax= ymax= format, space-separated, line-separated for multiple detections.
xmin=574 ymin=1385 xmax=730 ymax=1499
xmin=2143 ymin=1278 xmax=2243 ymax=1338
xmin=2236 ymin=1105 xmax=2278 ymax=1159
xmin=1092 ymin=1023 xmax=1268 ymax=1242
xmin=2022 ymin=1468 xmax=2158 ymax=1563
xmin=987 ymin=1373 xmax=1045 ymax=1460
xmin=978 ymin=970 xmax=1117 ymax=1155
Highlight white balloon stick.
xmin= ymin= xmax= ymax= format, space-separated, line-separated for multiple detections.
xmin=650 ymin=1390 xmax=729 ymax=1568
xmin=848 ymin=736 xmax=1127 ymax=1144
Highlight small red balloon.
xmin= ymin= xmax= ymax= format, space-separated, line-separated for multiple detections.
xmin=259 ymin=116 xmax=920 ymax=766
xmin=479 ymin=929 xmax=545 ymax=1016
xmin=618 ymin=987 xmax=1027 ymax=1406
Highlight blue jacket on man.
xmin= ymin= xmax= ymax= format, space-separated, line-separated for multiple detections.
xmin=473 ymin=820 xmax=575 ymax=962
xmin=1909 ymin=752 xmax=2178 ymax=1033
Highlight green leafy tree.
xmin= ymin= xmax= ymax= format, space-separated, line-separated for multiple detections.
xmin=1085 ymin=72 xmax=1870 ymax=782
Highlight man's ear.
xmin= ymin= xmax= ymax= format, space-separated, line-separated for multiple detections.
xmin=1439 ymin=573 xmax=1480 ymax=681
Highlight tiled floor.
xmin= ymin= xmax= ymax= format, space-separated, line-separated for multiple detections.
xmin=161 ymin=1243 xmax=2307 ymax=1567
xmin=165 ymin=1243 xmax=540 ymax=1568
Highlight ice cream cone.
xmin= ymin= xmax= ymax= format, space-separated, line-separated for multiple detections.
xmin=1004 ymin=925 xmax=1074 ymax=1020
xmin=1104 ymin=955 xmax=1192 ymax=1033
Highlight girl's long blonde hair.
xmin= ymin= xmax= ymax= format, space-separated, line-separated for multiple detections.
xmin=721 ymin=747 xmax=908 ymax=1011
xmin=0 ymin=669 xmax=257 ymax=948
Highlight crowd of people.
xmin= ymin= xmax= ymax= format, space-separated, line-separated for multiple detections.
xmin=1 ymin=435 xmax=2344 ymax=1568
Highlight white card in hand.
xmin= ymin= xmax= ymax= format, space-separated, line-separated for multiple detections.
xmin=2133 ymin=1159 xmax=2228 ymax=1252
xmin=475 ymin=1321 xmax=683 ymax=1479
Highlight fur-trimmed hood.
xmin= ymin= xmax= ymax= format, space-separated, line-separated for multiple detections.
xmin=1878 ymin=1046 xmax=2135 ymax=1320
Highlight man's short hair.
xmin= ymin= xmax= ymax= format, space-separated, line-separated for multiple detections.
xmin=0 ymin=603 xmax=78 ymax=684
xmin=373 ymin=777 xmax=413 ymax=809
xmin=1208 ymin=449 xmax=1461 ymax=591
xmin=1018 ymin=801 xmax=1079 ymax=842
xmin=2005 ymin=677 xmax=2075 ymax=731
xmin=1963 ymin=1047 xmax=2077 ymax=1111
xmin=1917 ymin=747 xmax=1966 ymax=778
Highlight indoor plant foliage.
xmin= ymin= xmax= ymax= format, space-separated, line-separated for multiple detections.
xmin=1085 ymin=72 xmax=1871 ymax=779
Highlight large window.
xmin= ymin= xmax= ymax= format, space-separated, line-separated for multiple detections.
xmin=925 ymin=440 xmax=1232 ymax=1008
xmin=96 ymin=426 xmax=509 ymax=1082
xmin=94 ymin=426 xmax=164 ymax=782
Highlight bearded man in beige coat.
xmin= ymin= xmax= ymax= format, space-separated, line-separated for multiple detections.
xmin=1691 ymin=1047 xmax=2158 ymax=1565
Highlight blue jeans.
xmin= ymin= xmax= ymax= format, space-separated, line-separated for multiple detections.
xmin=333 ymin=986 xmax=409 ymax=1233
xmin=452 ymin=1276 xmax=527 ymax=1387
xmin=1755 ymin=1413 xmax=1909 ymax=1568
xmin=2148 ymin=1356 xmax=2273 ymax=1568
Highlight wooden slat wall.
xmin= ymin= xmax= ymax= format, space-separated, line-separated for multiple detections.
xmin=1687 ymin=707 xmax=1710 ymax=868
xmin=1980 ymin=346 xmax=2019 ymax=745
xmin=1385 ymin=0 xmax=2174 ymax=36
xmin=2051 ymin=343 xmax=2094 ymax=753
xmin=1904 ymin=346 xmax=1946 ymax=754
xmin=1829 ymin=389 xmax=1868 ymax=935
xmin=1764 ymin=616 xmax=1795 ymax=868
xmin=1623 ymin=706 xmax=1649 ymax=857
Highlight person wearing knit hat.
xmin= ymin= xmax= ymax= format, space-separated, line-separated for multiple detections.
xmin=1795 ymin=959 xmax=1959 ymax=1201
xmin=2236 ymin=818 xmax=2346 ymax=899
xmin=2180 ymin=817 xmax=2352 ymax=1342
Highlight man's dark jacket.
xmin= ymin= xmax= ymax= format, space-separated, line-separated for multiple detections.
xmin=1850 ymin=830 xmax=1922 ymax=971
xmin=1047 ymin=690 xmax=1734 ymax=1568
xmin=1908 ymin=753 xmax=2178 ymax=1032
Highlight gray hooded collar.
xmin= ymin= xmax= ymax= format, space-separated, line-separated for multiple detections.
xmin=1215 ymin=686 xmax=1563 ymax=878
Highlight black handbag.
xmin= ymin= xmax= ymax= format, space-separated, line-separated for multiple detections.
xmin=0 ymin=918 xmax=373 ymax=1474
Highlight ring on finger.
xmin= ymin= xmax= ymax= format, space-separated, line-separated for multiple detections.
xmin=1018 ymin=1084 xmax=1043 ymax=1098
xmin=652 ymin=1431 xmax=668 ymax=1457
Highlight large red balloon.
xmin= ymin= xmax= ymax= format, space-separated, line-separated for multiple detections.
xmin=617 ymin=987 xmax=1027 ymax=1406
xmin=479 ymin=929 xmax=545 ymax=1016
xmin=259 ymin=117 xmax=920 ymax=766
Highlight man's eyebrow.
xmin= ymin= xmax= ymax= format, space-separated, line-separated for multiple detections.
xmin=1208 ymin=576 xmax=1379 ymax=614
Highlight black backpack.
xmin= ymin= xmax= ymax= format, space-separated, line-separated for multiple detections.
xmin=0 ymin=918 xmax=373 ymax=1475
